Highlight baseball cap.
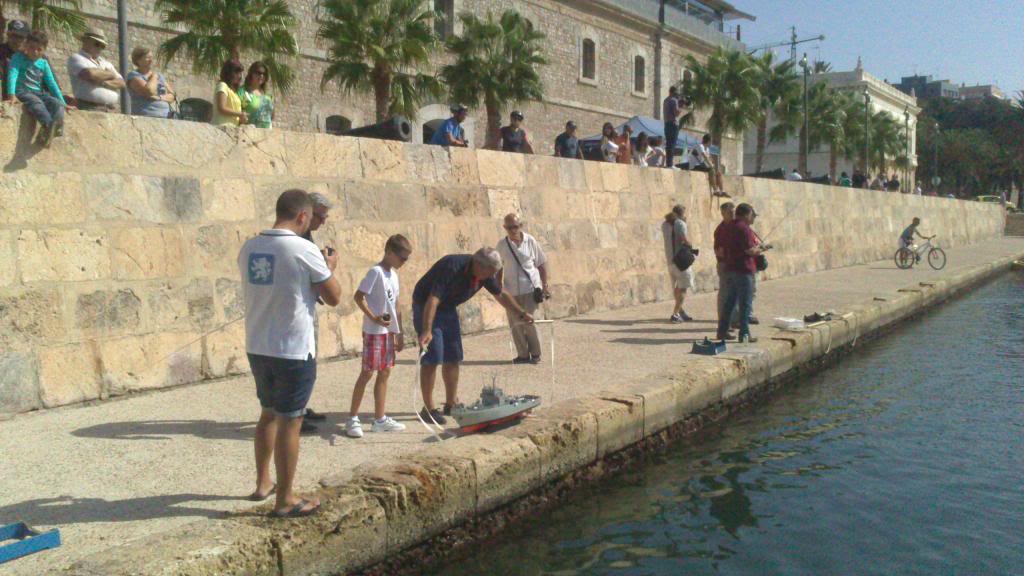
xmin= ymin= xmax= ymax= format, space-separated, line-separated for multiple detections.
xmin=565 ymin=120 xmax=577 ymax=129
xmin=6 ymin=20 xmax=29 ymax=37
xmin=510 ymin=110 xmax=524 ymax=120
xmin=450 ymin=103 xmax=468 ymax=113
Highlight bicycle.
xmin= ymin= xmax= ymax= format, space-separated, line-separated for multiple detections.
xmin=894 ymin=237 xmax=946 ymax=270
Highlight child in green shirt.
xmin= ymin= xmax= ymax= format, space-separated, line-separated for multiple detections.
xmin=4 ymin=31 xmax=66 ymax=145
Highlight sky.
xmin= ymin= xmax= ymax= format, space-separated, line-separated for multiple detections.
xmin=729 ymin=0 xmax=1023 ymax=97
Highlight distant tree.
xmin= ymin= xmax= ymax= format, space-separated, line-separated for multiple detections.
xmin=319 ymin=0 xmax=443 ymax=122
xmin=156 ymin=0 xmax=298 ymax=94
xmin=681 ymin=48 xmax=762 ymax=153
xmin=0 ymin=0 xmax=86 ymax=40
xmin=812 ymin=60 xmax=832 ymax=74
xmin=807 ymin=85 xmax=850 ymax=182
xmin=752 ymin=51 xmax=799 ymax=173
xmin=441 ymin=9 xmax=548 ymax=149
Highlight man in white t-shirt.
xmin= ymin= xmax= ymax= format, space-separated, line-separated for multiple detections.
xmin=345 ymin=234 xmax=413 ymax=438
xmin=238 ymin=189 xmax=341 ymax=518
xmin=496 ymin=213 xmax=549 ymax=364
xmin=67 ymin=29 xmax=124 ymax=111
xmin=786 ymin=169 xmax=803 ymax=181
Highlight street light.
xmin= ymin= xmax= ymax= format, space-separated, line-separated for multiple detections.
xmin=863 ymin=88 xmax=871 ymax=175
xmin=932 ymin=120 xmax=940 ymax=192
xmin=800 ymin=53 xmax=809 ymax=175
xmin=903 ymin=107 xmax=911 ymax=193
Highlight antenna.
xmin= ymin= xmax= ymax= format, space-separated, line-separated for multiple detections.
xmin=746 ymin=27 xmax=826 ymax=61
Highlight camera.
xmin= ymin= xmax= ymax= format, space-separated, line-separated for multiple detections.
xmin=692 ymin=248 xmax=700 ymax=256
xmin=532 ymin=287 xmax=550 ymax=304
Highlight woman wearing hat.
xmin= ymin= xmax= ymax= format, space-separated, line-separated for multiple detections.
xmin=498 ymin=111 xmax=533 ymax=154
xmin=67 ymin=28 xmax=124 ymax=111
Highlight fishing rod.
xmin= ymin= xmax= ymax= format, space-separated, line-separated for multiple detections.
xmin=758 ymin=194 xmax=810 ymax=243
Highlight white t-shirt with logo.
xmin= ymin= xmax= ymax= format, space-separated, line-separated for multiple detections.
xmin=67 ymin=51 xmax=122 ymax=107
xmin=357 ymin=265 xmax=400 ymax=335
xmin=496 ymin=233 xmax=547 ymax=296
xmin=238 ymin=229 xmax=332 ymax=360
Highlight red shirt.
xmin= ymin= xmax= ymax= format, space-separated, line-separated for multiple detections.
xmin=713 ymin=220 xmax=731 ymax=263
xmin=721 ymin=220 xmax=758 ymax=274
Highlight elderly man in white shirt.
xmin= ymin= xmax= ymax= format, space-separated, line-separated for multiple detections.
xmin=496 ymin=213 xmax=549 ymax=364
xmin=67 ymin=29 xmax=124 ymax=111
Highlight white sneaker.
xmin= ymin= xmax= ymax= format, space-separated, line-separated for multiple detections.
xmin=371 ymin=416 xmax=406 ymax=433
xmin=345 ymin=417 xmax=363 ymax=438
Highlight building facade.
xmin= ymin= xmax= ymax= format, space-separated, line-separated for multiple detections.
xmin=893 ymin=75 xmax=959 ymax=101
xmin=743 ymin=63 xmax=921 ymax=190
xmin=4 ymin=0 xmax=752 ymax=170
xmin=959 ymin=84 xmax=1007 ymax=101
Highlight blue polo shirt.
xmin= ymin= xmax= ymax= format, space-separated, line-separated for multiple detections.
xmin=413 ymin=254 xmax=501 ymax=310
xmin=429 ymin=117 xmax=464 ymax=146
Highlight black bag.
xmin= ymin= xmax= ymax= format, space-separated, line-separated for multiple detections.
xmin=505 ymin=238 xmax=546 ymax=304
xmin=753 ymin=229 xmax=768 ymax=271
xmin=671 ymin=224 xmax=695 ymax=271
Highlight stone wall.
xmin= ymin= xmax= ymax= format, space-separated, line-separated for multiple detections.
xmin=0 ymin=107 xmax=1005 ymax=414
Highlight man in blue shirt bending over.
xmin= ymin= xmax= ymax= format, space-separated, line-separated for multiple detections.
xmin=429 ymin=103 xmax=469 ymax=147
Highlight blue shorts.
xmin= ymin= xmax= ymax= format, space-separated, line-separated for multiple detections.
xmin=413 ymin=304 xmax=463 ymax=366
xmin=247 ymin=353 xmax=317 ymax=418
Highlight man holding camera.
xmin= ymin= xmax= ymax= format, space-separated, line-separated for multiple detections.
xmin=496 ymin=213 xmax=549 ymax=364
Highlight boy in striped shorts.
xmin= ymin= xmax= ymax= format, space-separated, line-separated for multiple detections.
xmin=345 ymin=235 xmax=413 ymax=438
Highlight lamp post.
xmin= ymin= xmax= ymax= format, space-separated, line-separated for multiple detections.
xmin=800 ymin=53 xmax=809 ymax=175
xmin=932 ymin=120 xmax=940 ymax=193
xmin=903 ymin=106 xmax=910 ymax=193
xmin=117 ymin=0 xmax=129 ymax=115
xmin=863 ymin=88 xmax=871 ymax=175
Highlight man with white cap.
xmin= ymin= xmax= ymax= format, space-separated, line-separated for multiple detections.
xmin=67 ymin=28 xmax=124 ymax=111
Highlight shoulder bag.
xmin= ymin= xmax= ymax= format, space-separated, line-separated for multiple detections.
xmin=671 ymin=223 xmax=695 ymax=271
xmin=506 ymin=237 xmax=546 ymax=304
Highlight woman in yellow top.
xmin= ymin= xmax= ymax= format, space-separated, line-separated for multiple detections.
xmin=212 ymin=60 xmax=246 ymax=127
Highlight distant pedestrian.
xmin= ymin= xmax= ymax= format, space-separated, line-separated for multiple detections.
xmin=554 ymin=121 xmax=583 ymax=159
xmin=600 ymin=122 xmax=619 ymax=162
xmin=887 ymin=174 xmax=901 ymax=192
xmin=663 ymin=86 xmax=683 ymax=168
xmin=239 ymin=61 xmax=274 ymax=129
xmin=498 ymin=110 xmax=534 ymax=154
xmin=496 ymin=214 xmax=549 ymax=364
xmin=345 ymin=234 xmax=413 ymax=439
xmin=662 ymin=204 xmax=695 ymax=323
xmin=68 ymin=29 xmax=124 ymax=112
xmin=852 ymin=169 xmax=866 ymax=189
xmin=786 ymin=168 xmax=803 ymax=181
xmin=615 ymin=124 xmax=634 ymax=164
xmin=870 ymin=174 xmax=885 ymax=190
xmin=838 ymin=171 xmax=852 ymax=187
xmin=429 ymin=104 xmax=469 ymax=147
xmin=647 ymin=136 xmax=666 ymax=167
xmin=126 ymin=47 xmax=175 ymax=119
xmin=914 ymin=184 xmax=922 ymax=195
xmin=633 ymin=132 xmax=650 ymax=167
xmin=717 ymin=203 xmax=768 ymax=343
xmin=239 ymin=189 xmax=341 ymax=518
xmin=212 ymin=59 xmax=246 ymax=127
xmin=691 ymin=134 xmax=726 ymax=196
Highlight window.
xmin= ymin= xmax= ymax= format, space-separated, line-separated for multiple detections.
xmin=434 ymin=0 xmax=454 ymax=39
xmin=325 ymin=115 xmax=352 ymax=135
xmin=581 ymin=38 xmax=596 ymax=81
xmin=633 ymin=55 xmax=646 ymax=95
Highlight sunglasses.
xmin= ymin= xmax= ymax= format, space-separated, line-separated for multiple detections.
xmin=396 ymin=252 xmax=410 ymax=262
xmin=504 ymin=224 xmax=521 ymax=230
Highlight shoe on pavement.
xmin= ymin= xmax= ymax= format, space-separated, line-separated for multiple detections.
xmin=512 ymin=356 xmax=531 ymax=364
xmin=681 ymin=311 xmax=694 ymax=322
xmin=300 ymin=421 xmax=318 ymax=435
xmin=738 ymin=334 xmax=759 ymax=343
xmin=304 ymin=408 xmax=327 ymax=421
xmin=670 ymin=313 xmax=683 ymax=323
xmin=748 ymin=316 xmax=760 ymax=325
xmin=345 ymin=417 xmax=363 ymax=438
xmin=529 ymin=355 xmax=541 ymax=365
xmin=371 ymin=416 xmax=406 ymax=433
xmin=420 ymin=407 xmax=447 ymax=425
xmin=716 ymin=331 xmax=736 ymax=341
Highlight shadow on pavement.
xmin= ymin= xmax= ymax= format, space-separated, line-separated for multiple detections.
xmin=565 ymin=318 xmax=663 ymax=327
xmin=0 ymin=494 xmax=233 ymax=526
xmin=603 ymin=327 xmax=713 ymax=334
xmin=72 ymin=420 xmax=255 ymax=441
xmin=610 ymin=337 xmax=707 ymax=346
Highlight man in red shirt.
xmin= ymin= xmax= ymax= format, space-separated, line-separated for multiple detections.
xmin=717 ymin=203 xmax=768 ymax=342
xmin=712 ymin=201 xmax=735 ymax=338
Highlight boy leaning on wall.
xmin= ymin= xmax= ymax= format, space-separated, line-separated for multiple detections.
xmin=345 ymin=234 xmax=414 ymax=439
xmin=4 ymin=30 xmax=67 ymax=146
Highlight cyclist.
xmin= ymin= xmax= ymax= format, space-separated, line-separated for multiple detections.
xmin=899 ymin=217 xmax=933 ymax=261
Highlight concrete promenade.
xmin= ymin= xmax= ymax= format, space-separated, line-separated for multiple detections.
xmin=2 ymin=238 xmax=1023 ymax=575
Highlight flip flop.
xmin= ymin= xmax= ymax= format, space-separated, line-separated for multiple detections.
xmin=269 ymin=499 xmax=320 ymax=519
xmin=247 ymin=484 xmax=276 ymax=502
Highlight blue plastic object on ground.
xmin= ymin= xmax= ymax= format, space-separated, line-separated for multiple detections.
xmin=0 ymin=522 xmax=61 ymax=564
xmin=691 ymin=337 xmax=727 ymax=355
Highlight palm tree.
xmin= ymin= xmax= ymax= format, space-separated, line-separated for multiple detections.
xmin=0 ymin=0 xmax=85 ymax=40
xmin=752 ymin=51 xmax=799 ymax=173
xmin=155 ymin=0 xmax=298 ymax=94
xmin=869 ymin=112 xmax=901 ymax=175
xmin=840 ymin=92 xmax=868 ymax=174
xmin=807 ymin=86 xmax=850 ymax=182
xmin=441 ymin=9 xmax=547 ymax=149
xmin=319 ymin=0 xmax=443 ymax=122
xmin=681 ymin=48 xmax=761 ymax=153
xmin=812 ymin=60 xmax=832 ymax=74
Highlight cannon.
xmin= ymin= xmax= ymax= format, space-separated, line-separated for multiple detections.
xmin=343 ymin=115 xmax=412 ymax=142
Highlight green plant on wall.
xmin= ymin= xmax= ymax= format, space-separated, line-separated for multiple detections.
xmin=0 ymin=0 xmax=86 ymax=40
xmin=155 ymin=0 xmax=298 ymax=94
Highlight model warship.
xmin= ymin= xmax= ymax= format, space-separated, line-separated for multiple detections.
xmin=449 ymin=378 xmax=541 ymax=433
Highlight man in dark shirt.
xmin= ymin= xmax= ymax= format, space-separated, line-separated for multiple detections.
xmin=852 ymin=169 xmax=866 ymax=189
xmin=663 ymin=86 xmax=682 ymax=168
xmin=0 ymin=20 xmax=30 ymax=101
xmin=498 ymin=110 xmax=533 ymax=154
xmin=554 ymin=121 xmax=583 ymax=159
xmin=413 ymin=248 xmax=534 ymax=424
xmin=717 ymin=203 xmax=768 ymax=343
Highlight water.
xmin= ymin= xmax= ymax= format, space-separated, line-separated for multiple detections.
xmin=434 ymin=274 xmax=1024 ymax=576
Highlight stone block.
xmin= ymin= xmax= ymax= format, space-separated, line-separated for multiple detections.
xmin=240 ymin=125 xmax=290 ymax=176
xmin=184 ymin=223 xmax=260 ymax=278
xmin=583 ymin=159 xmax=605 ymax=191
xmin=110 ymin=227 xmax=185 ymax=280
xmin=216 ymin=277 xmax=245 ymax=320
xmin=138 ymin=114 xmax=239 ymax=172
xmin=618 ymin=379 xmax=677 ymax=436
xmin=285 ymin=131 xmax=362 ymax=179
xmin=0 ymin=288 xmax=65 ymax=348
xmin=524 ymin=154 xmax=561 ymax=188
xmin=38 ymin=342 xmax=102 ymax=407
xmin=498 ymin=400 xmax=599 ymax=484
xmin=333 ymin=223 xmax=392 ymax=264
xmin=0 ymin=172 xmax=84 ymax=225
xmin=486 ymin=188 xmax=522 ymax=219
xmin=204 ymin=319 xmax=248 ymax=378
xmin=599 ymin=162 xmax=629 ymax=192
xmin=426 ymin=185 xmax=489 ymax=218
xmin=447 ymin=146 xmax=480 ymax=185
xmin=201 ymin=178 xmax=256 ymax=221
xmin=359 ymin=138 xmax=407 ymax=182
xmin=37 ymin=109 xmax=143 ymax=170
xmin=672 ymin=359 xmax=732 ymax=417
xmin=477 ymin=149 xmax=525 ymax=188
xmin=0 ymin=351 xmax=40 ymax=414
xmin=86 ymin=175 xmax=203 ymax=224
xmin=74 ymin=287 xmax=142 ymax=334
xmin=352 ymin=455 xmax=476 ymax=553
xmin=341 ymin=180 xmax=427 ymax=222
xmin=146 ymin=278 xmax=220 ymax=332
xmin=253 ymin=179 xmax=331 ymax=222
xmin=100 ymin=332 xmax=203 ymax=395
xmin=17 ymin=229 xmax=109 ymax=282
xmin=556 ymin=158 xmax=587 ymax=190
xmin=589 ymin=395 xmax=645 ymax=457
xmin=317 ymin=310 xmax=342 ymax=358
xmin=160 ymin=176 xmax=204 ymax=222
xmin=405 ymin=143 xmax=452 ymax=183
xmin=0 ymin=231 xmax=14 ymax=287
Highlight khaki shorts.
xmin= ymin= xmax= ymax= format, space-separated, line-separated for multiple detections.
xmin=668 ymin=265 xmax=695 ymax=291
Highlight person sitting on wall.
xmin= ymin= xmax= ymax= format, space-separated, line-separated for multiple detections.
xmin=67 ymin=29 xmax=124 ymax=112
xmin=1 ymin=19 xmax=30 ymax=102
xmin=429 ymin=104 xmax=469 ymax=147
xmin=887 ymin=174 xmax=901 ymax=192
xmin=870 ymin=174 xmax=885 ymax=190
xmin=852 ymin=169 xmax=866 ymax=188
xmin=554 ymin=120 xmax=583 ymax=159
xmin=838 ymin=171 xmax=852 ymax=187
xmin=646 ymin=135 xmax=667 ymax=168
xmin=413 ymin=248 xmax=534 ymax=424
xmin=498 ymin=110 xmax=534 ymax=154
xmin=126 ymin=47 xmax=175 ymax=119
xmin=786 ymin=168 xmax=803 ymax=181
xmin=691 ymin=134 xmax=727 ymax=196
xmin=5 ymin=30 xmax=67 ymax=146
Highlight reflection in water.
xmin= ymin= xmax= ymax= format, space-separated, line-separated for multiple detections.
xmin=434 ymin=274 xmax=1024 ymax=576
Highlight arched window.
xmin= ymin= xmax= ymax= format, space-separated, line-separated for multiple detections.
xmin=633 ymin=55 xmax=646 ymax=94
xmin=434 ymin=0 xmax=454 ymax=39
xmin=422 ymin=118 xmax=446 ymax=144
xmin=581 ymin=38 xmax=596 ymax=81
xmin=325 ymin=115 xmax=352 ymax=135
